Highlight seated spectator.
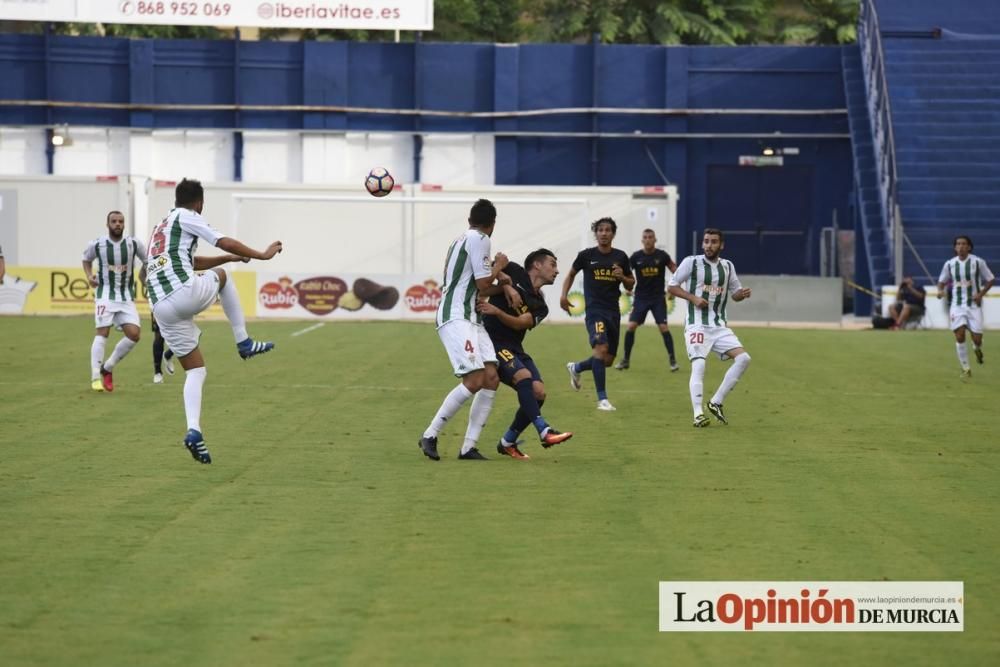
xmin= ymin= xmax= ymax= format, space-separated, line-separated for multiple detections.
xmin=890 ymin=276 xmax=926 ymax=329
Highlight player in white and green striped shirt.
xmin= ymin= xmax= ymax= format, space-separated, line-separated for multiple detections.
xmin=668 ymin=228 xmax=753 ymax=427
xmin=149 ymin=179 xmax=283 ymax=464
xmin=419 ymin=198 xmax=513 ymax=461
xmin=937 ymin=235 xmax=995 ymax=378
xmin=82 ymin=211 xmax=147 ymax=393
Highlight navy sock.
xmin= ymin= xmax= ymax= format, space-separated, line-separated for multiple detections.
xmin=593 ymin=358 xmax=608 ymax=400
xmin=661 ymin=330 xmax=675 ymax=359
xmin=574 ymin=358 xmax=594 ymax=373
xmin=152 ymin=334 xmax=164 ymax=373
xmin=506 ymin=399 xmax=544 ymax=442
xmin=514 ymin=378 xmax=548 ymax=435
xmin=623 ymin=330 xmax=635 ymax=361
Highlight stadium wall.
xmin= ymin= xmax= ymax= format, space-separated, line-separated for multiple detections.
xmin=0 ymin=176 xmax=682 ymax=324
xmin=0 ymin=35 xmax=853 ymax=277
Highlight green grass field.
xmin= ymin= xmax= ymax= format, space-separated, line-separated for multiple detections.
xmin=1 ymin=316 xmax=998 ymax=666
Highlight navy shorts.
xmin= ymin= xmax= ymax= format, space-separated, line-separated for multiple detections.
xmin=495 ymin=347 xmax=542 ymax=388
xmin=585 ymin=311 xmax=620 ymax=356
xmin=629 ymin=295 xmax=667 ymax=325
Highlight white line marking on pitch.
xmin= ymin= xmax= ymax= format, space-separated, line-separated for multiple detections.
xmin=291 ymin=323 xmax=326 ymax=337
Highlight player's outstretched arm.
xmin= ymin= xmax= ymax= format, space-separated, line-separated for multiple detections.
xmin=217 ymin=237 xmax=282 ymax=261
xmin=193 ymin=254 xmax=252 ymax=270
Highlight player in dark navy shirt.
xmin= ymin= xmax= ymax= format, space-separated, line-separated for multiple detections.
xmin=479 ymin=249 xmax=573 ymax=459
xmin=559 ymin=217 xmax=635 ymax=411
xmin=616 ymin=228 xmax=680 ymax=372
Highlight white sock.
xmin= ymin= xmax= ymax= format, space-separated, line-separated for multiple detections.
xmin=103 ymin=337 xmax=137 ymax=371
xmin=462 ymin=388 xmax=496 ymax=454
xmin=689 ymin=358 xmax=706 ymax=417
xmin=712 ymin=353 xmax=751 ymax=405
xmin=184 ymin=366 xmax=207 ymax=432
xmin=91 ymin=335 xmax=107 ymax=379
xmin=218 ymin=272 xmax=249 ymax=342
xmin=424 ymin=384 xmax=474 ymax=438
xmin=956 ymin=342 xmax=969 ymax=369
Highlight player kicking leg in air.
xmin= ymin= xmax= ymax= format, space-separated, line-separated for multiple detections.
xmin=668 ymin=229 xmax=752 ymax=426
xmin=147 ymin=179 xmax=282 ymax=463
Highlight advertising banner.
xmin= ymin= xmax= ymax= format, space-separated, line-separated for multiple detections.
xmin=257 ymin=271 xmax=439 ymax=320
xmin=0 ymin=0 xmax=434 ymax=31
xmin=0 ymin=267 xmax=256 ymax=318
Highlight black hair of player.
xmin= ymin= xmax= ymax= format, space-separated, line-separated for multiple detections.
xmin=469 ymin=198 xmax=497 ymax=228
xmin=524 ymin=248 xmax=556 ymax=270
xmin=175 ymin=178 xmax=205 ymax=208
xmin=953 ymin=235 xmax=974 ymax=251
xmin=106 ymin=210 xmax=124 ymax=223
xmin=591 ymin=217 xmax=617 ymax=234
xmin=704 ymin=227 xmax=725 ymax=242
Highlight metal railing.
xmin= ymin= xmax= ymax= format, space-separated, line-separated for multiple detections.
xmin=859 ymin=0 xmax=904 ymax=284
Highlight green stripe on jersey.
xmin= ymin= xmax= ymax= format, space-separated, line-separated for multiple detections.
xmin=441 ymin=241 xmax=468 ymax=321
xmin=168 ymin=221 xmax=189 ymax=283
xmin=687 ymin=263 xmax=697 ymax=324
xmin=463 ymin=272 xmax=478 ymax=322
xmin=119 ymin=240 xmax=128 ymax=301
xmin=94 ymin=242 xmax=105 ymax=299
xmin=128 ymin=239 xmax=137 ymax=299
xmin=106 ymin=240 xmax=116 ymax=301
xmin=968 ymin=259 xmax=976 ymax=304
xmin=700 ymin=260 xmax=712 ymax=326
xmin=714 ymin=260 xmax=727 ymax=326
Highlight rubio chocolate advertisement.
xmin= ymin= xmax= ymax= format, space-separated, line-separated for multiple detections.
xmin=257 ymin=273 xmax=405 ymax=320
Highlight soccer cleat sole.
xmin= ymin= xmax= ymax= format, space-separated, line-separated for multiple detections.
xmin=541 ymin=431 xmax=573 ymax=448
xmin=707 ymin=402 xmax=728 ymax=425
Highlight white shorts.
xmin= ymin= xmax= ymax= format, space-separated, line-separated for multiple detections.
xmin=684 ymin=325 xmax=744 ymax=361
xmin=950 ymin=305 xmax=984 ymax=334
xmin=438 ymin=319 xmax=497 ymax=377
xmin=94 ymin=299 xmax=140 ymax=329
xmin=151 ymin=272 xmax=222 ymax=357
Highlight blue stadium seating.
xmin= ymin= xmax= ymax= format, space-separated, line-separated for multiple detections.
xmin=884 ymin=36 xmax=1000 ymax=280
xmin=842 ymin=44 xmax=893 ymax=307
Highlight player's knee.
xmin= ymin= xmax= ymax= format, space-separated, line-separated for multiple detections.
xmin=533 ymin=384 xmax=546 ymax=402
xmin=126 ymin=331 xmax=140 ymax=342
xmin=602 ymin=356 xmax=614 ymax=367
xmin=214 ymin=267 xmax=229 ymax=288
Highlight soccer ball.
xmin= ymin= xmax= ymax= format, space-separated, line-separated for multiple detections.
xmin=365 ymin=167 xmax=394 ymax=197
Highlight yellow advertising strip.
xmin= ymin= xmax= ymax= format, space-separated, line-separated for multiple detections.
xmin=0 ymin=267 xmax=257 ymax=318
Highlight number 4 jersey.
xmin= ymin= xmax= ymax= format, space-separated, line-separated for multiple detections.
xmin=146 ymin=208 xmax=223 ymax=306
